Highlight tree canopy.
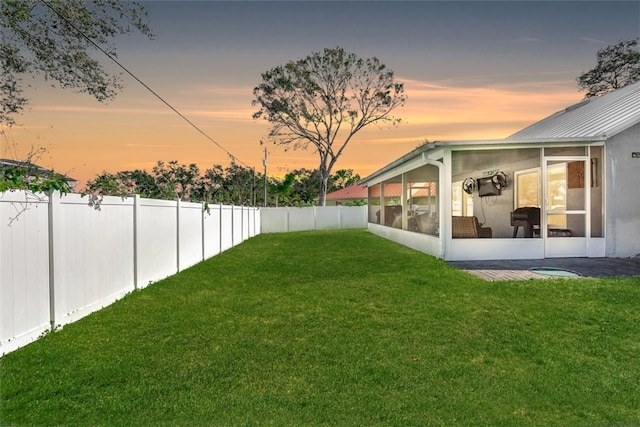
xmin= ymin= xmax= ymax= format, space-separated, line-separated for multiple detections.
xmin=253 ymin=47 xmax=405 ymax=205
xmin=577 ymin=38 xmax=640 ymax=98
xmin=84 ymin=161 xmax=362 ymax=208
xmin=1 ymin=0 xmax=153 ymax=127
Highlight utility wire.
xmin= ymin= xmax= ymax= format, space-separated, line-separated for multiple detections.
xmin=39 ymin=0 xmax=252 ymax=169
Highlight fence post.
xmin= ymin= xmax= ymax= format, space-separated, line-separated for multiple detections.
xmin=286 ymin=207 xmax=289 ymax=233
xmin=231 ymin=204 xmax=235 ymax=247
xmin=339 ymin=205 xmax=343 ymax=229
xmin=219 ymin=203 xmax=223 ymax=252
xmin=47 ymin=191 xmax=60 ymax=330
xmin=133 ymin=195 xmax=140 ymax=290
xmin=313 ymin=206 xmax=318 ymax=230
xmin=201 ymin=201 xmax=206 ymax=262
xmin=176 ymin=198 xmax=181 ymax=272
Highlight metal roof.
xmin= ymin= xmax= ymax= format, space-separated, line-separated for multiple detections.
xmin=507 ymin=80 xmax=640 ymax=141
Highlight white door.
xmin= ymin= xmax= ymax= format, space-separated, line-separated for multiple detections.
xmin=544 ymin=158 xmax=589 ymax=257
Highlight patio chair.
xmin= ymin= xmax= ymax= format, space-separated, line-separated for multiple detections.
xmin=452 ymin=216 xmax=492 ymax=238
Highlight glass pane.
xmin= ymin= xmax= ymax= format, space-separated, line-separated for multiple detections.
xmin=548 ymin=214 xmax=586 ymax=237
xmin=408 ymin=183 xmax=439 ymax=235
xmin=546 ymin=162 xmax=567 ymax=215
xmin=452 ymin=181 xmax=473 ymax=217
xmin=515 ymin=169 xmax=540 ymax=208
xmin=590 ymin=147 xmax=604 ymax=237
xmin=382 ymin=179 xmax=402 ymax=228
xmin=368 ymin=184 xmax=381 ymax=223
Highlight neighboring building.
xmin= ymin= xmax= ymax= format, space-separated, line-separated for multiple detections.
xmin=361 ymin=81 xmax=640 ymax=260
xmin=0 ymin=158 xmax=77 ymax=192
xmin=324 ymin=184 xmax=368 ymax=206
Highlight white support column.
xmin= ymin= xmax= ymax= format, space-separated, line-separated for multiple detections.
xmin=401 ymin=173 xmax=408 ymax=231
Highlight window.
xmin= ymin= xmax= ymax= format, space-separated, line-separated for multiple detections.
xmin=514 ymin=168 xmax=540 ymax=209
xmin=452 ymin=180 xmax=473 ymax=217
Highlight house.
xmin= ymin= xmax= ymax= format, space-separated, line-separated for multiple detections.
xmin=324 ymin=184 xmax=368 ymax=206
xmin=0 ymin=158 xmax=77 ymax=191
xmin=361 ymin=81 xmax=640 ymax=261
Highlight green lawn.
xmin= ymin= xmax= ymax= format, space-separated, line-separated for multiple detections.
xmin=1 ymin=230 xmax=639 ymax=426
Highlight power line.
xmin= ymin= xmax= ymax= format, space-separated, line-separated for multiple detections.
xmin=39 ymin=0 xmax=253 ymax=169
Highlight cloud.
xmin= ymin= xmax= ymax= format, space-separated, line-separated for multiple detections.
xmin=124 ymin=143 xmax=185 ymax=149
xmin=510 ymin=37 xmax=544 ymax=43
xmin=580 ymin=36 xmax=606 ymax=44
xmin=33 ymin=105 xmax=173 ymax=116
xmin=379 ymin=77 xmax=582 ymax=141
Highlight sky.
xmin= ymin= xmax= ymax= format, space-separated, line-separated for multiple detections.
xmin=2 ymin=0 xmax=639 ymax=188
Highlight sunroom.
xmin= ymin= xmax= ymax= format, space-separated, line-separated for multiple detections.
xmin=363 ymin=142 xmax=605 ymax=261
xmin=362 ymin=80 xmax=640 ymax=261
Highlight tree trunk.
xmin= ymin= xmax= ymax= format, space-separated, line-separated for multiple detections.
xmin=318 ymin=171 xmax=329 ymax=206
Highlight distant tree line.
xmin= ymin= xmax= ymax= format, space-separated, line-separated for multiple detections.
xmin=84 ymin=160 xmax=362 ymax=207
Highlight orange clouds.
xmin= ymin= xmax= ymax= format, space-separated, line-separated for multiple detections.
xmin=2 ymin=77 xmax=585 ymax=189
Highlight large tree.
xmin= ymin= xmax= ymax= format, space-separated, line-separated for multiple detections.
xmin=253 ymin=47 xmax=405 ymax=205
xmin=1 ymin=0 xmax=153 ymax=127
xmin=577 ymin=38 xmax=640 ymax=98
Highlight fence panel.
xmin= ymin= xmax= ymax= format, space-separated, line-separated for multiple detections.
xmin=203 ymin=204 xmax=221 ymax=259
xmin=54 ymin=194 xmax=135 ymax=326
xmin=287 ymin=207 xmax=316 ymax=232
xmin=260 ymin=206 xmax=367 ymax=233
xmin=340 ymin=205 xmax=367 ymax=229
xmin=250 ymin=208 xmax=260 ymax=237
xmin=137 ymin=198 xmax=178 ymax=286
xmin=232 ymin=206 xmax=243 ymax=246
xmin=220 ymin=205 xmax=234 ymax=251
xmin=179 ymin=201 xmax=204 ymax=271
xmin=0 ymin=192 xmax=50 ymax=353
xmin=261 ymin=207 xmax=288 ymax=232
xmin=315 ymin=206 xmax=341 ymax=230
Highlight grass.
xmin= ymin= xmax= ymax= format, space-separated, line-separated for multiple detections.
xmin=1 ymin=229 xmax=639 ymax=426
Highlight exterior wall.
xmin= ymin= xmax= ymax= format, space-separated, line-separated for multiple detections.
xmin=367 ymin=223 xmax=442 ymax=257
xmin=606 ymin=123 xmax=640 ymax=257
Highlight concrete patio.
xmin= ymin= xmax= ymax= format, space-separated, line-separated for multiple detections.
xmin=448 ymin=257 xmax=640 ymax=281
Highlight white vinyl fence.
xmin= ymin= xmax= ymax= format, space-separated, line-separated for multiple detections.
xmin=1 ymin=191 xmax=260 ymax=355
xmin=260 ymin=205 xmax=367 ymax=233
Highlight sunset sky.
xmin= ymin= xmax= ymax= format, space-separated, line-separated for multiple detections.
xmin=2 ymin=1 xmax=639 ymax=188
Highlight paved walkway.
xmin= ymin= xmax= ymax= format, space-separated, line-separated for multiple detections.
xmin=447 ymin=257 xmax=640 ymax=281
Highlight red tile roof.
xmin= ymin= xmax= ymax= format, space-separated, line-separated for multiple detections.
xmin=325 ymin=184 xmax=368 ymax=200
